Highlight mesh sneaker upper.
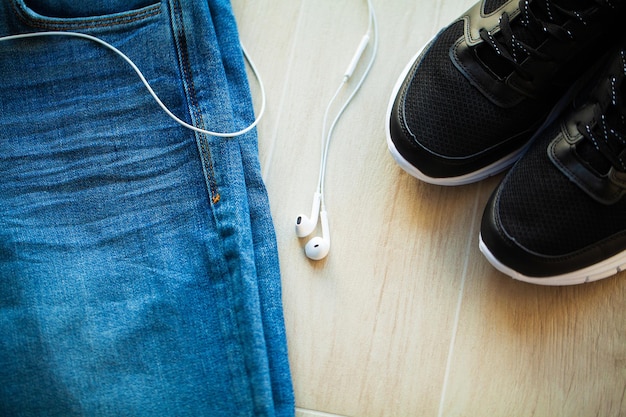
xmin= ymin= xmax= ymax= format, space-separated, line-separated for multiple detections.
xmin=486 ymin=44 xmax=626 ymax=269
xmin=389 ymin=0 xmax=622 ymax=181
xmin=402 ymin=21 xmax=548 ymax=158
xmin=496 ymin=123 xmax=626 ymax=256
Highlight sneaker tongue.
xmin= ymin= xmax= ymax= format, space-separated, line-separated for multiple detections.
xmin=554 ymin=0 xmax=595 ymax=11
xmin=577 ymin=140 xmax=612 ymax=175
xmin=478 ymin=0 xmax=595 ymax=78
xmin=578 ymin=80 xmax=626 ymax=175
xmin=477 ymin=2 xmax=546 ymax=78
xmin=504 ymin=0 xmax=596 ymax=44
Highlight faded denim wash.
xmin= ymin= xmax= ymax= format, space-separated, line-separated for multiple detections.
xmin=0 ymin=0 xmax=294 ymax=416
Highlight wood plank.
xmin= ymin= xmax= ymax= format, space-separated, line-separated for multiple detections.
xmin=231 ymin=0 xmax=626 ymax=416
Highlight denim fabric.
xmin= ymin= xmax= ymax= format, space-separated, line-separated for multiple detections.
xmin=0 ymin=1 xmax=294 ymax=416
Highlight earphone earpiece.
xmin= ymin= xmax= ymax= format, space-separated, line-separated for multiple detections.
xmin=304 ymin=210 xmax=330 ymax=261
xmin=295 ymin=192 xmax=321 ymax=238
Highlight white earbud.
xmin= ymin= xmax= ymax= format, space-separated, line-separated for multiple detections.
xmin=295 ymin=192 xmax=321 ymax=238
xmin=304 ymin=210 xmax=330 ymax=261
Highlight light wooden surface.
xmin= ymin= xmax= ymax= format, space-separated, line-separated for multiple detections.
xmin=231 ymin=1 xmax=626 ymax=416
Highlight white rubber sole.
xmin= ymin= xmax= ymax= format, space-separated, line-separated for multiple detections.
xmin=479 ymin=233 xmax=626 ymax=285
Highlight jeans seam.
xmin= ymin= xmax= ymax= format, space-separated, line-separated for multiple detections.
xmin=11 ymin=0 xmax=161 ymax=31
xmin=166 ymin=3 xmax=258 ymax=410
xmin=168 ymin=0 xmax=221 ymax=205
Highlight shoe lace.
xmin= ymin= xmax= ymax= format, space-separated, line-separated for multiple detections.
xmin=478 ymin=0 xmax=608 ymax=81
xmin=577 ymin=49 xmax=626 ymax=173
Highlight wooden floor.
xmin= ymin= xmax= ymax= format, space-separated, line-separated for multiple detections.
xmin=232 ymin=1 xmax=626 ymax=416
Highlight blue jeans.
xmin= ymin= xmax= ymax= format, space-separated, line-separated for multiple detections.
xmin=0 ymin=1 xmax=294 ymax=416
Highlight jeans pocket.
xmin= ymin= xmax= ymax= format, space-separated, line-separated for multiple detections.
xmin=12 ymin=0 xmax=161 ymax=30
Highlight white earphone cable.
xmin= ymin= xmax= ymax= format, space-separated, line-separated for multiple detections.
xmin=0 ymin=31 xmax=266 ymax=138
xmin=317 ymin=0 xmax=378 ymax=210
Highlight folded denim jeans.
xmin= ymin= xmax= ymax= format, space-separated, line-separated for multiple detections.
xmin=0 ymin=1 xmax=294 ymax=416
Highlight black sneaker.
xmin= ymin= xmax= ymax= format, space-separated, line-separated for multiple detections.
xmin=386 ymin=0 xmax=622 ymax=186
xmin=480 ymin=45 xmax=626 ymax=285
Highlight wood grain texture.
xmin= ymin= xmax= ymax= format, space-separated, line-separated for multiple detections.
xmin=232 ymin=1 xmax=626 ymax=416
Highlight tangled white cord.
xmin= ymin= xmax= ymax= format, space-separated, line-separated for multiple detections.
xmin=0 ymin=31 xmax=266 ymax=138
